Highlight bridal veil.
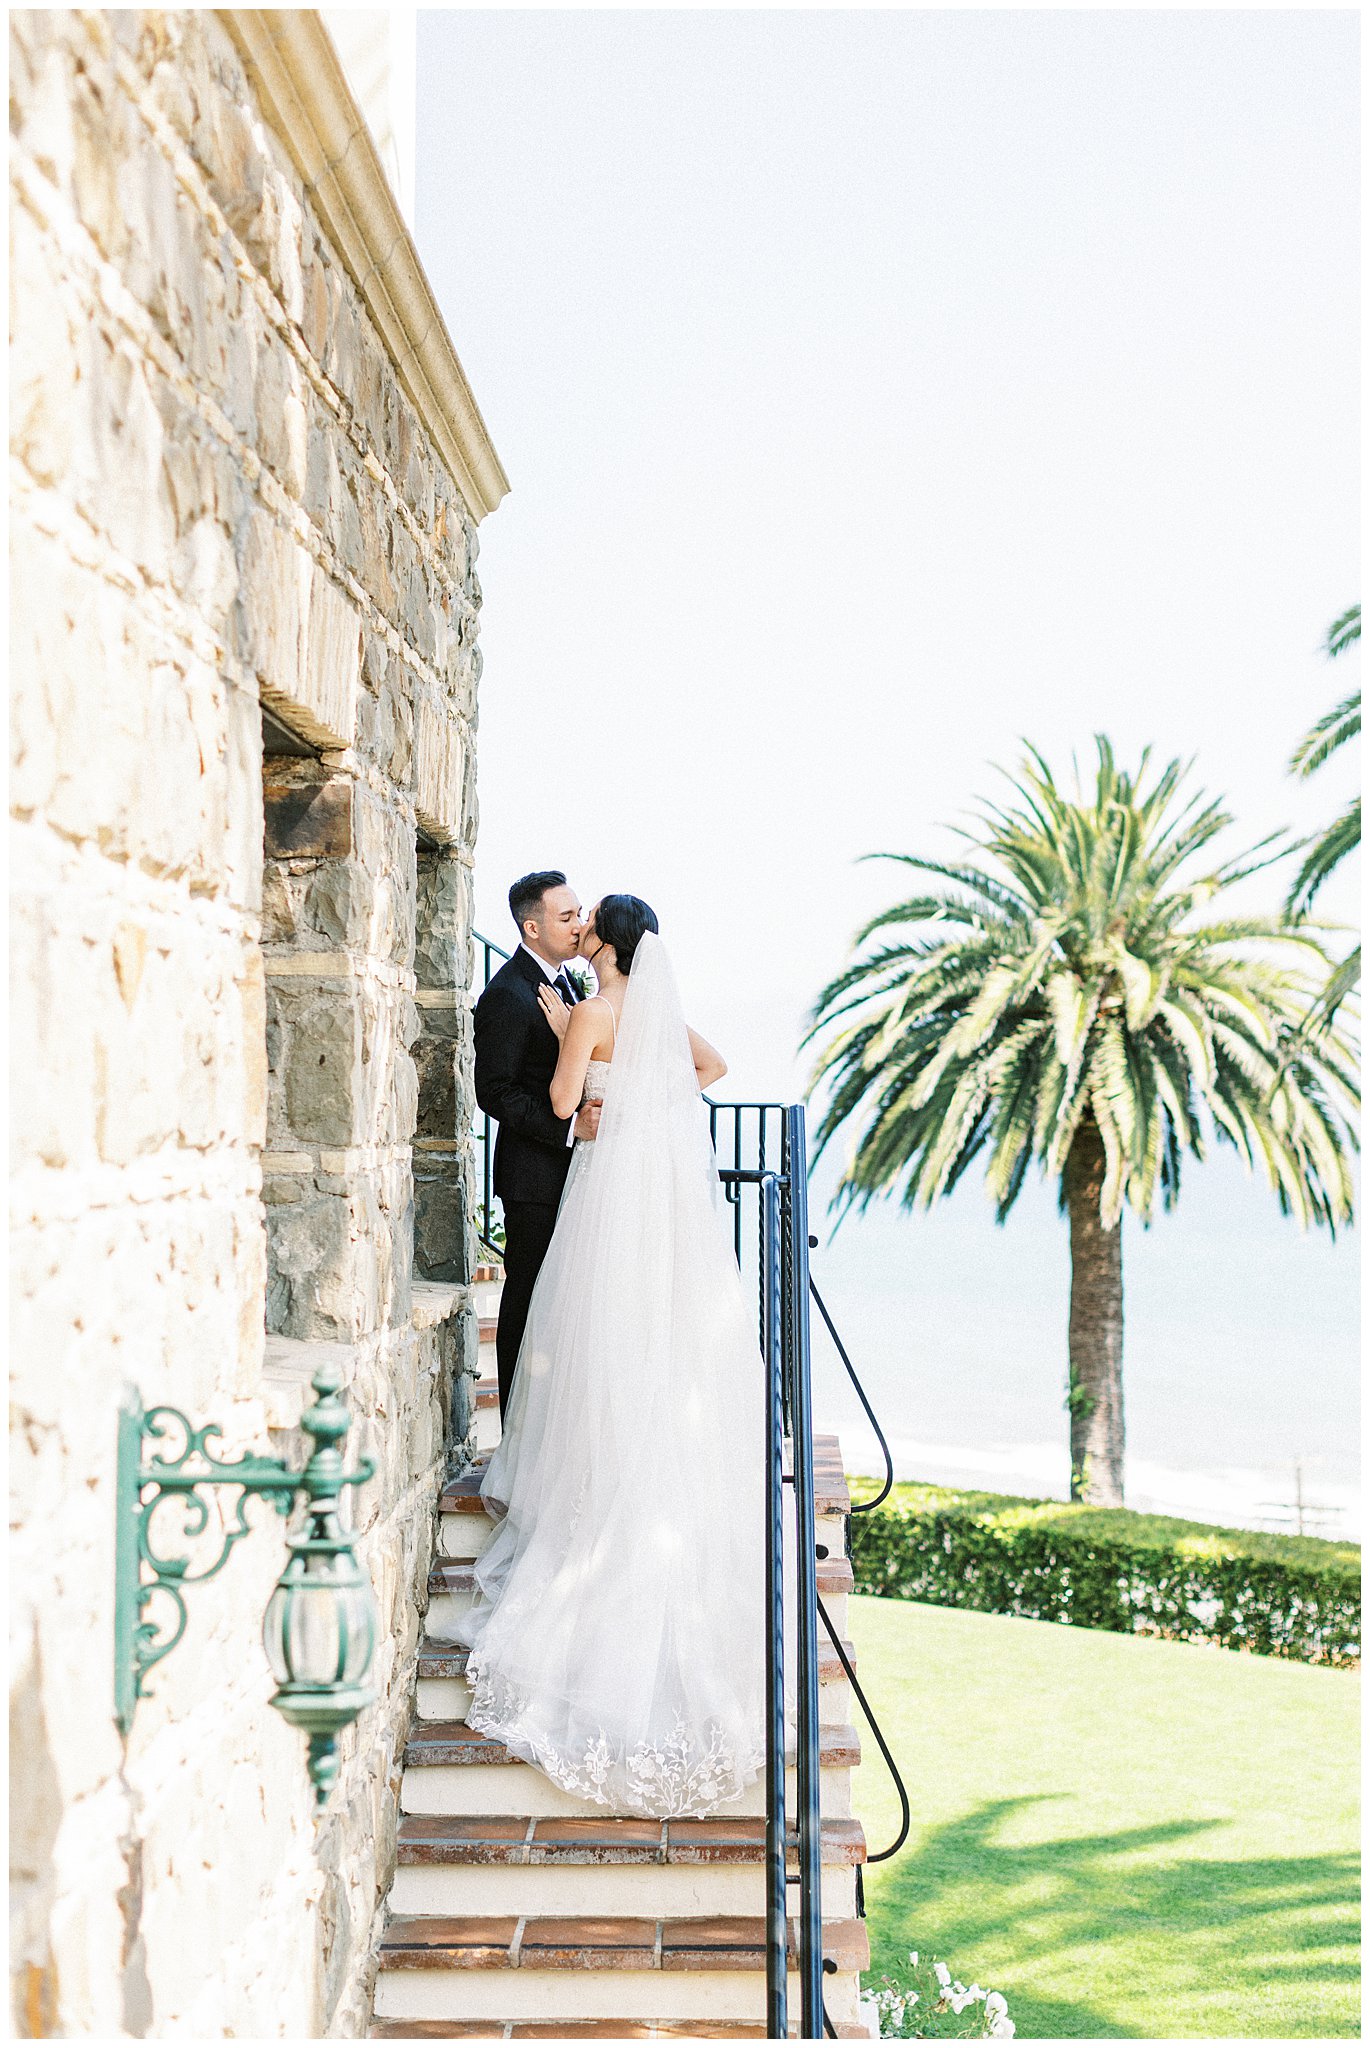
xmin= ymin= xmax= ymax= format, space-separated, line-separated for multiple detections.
xmin=453 ymin=932 xmax=794 ymax=1818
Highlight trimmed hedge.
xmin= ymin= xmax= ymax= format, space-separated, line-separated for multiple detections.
xmin=846 ymin=1479 xmax=1360 ymax=1667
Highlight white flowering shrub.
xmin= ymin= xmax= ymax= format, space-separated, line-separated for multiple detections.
xmin=860 ymin=1953 xmax=1015 ymax=2039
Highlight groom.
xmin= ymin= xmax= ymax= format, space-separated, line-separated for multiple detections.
xmin=474 ymin=870 xmax=601 ymax=1418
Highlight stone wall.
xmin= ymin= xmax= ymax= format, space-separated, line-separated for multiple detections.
xmin=10 ymin=10 xmax=488 ymax=2036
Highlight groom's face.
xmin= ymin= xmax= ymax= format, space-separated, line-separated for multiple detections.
xmin=524 ymin=884 xmax=583 ymax=964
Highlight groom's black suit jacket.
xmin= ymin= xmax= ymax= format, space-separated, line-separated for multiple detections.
xmin=474 ymin=947 xmax=580 ymax=1208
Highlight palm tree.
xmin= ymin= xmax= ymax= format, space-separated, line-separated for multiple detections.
xmin=1287 ymin=604 xmax=1360 ymax=1025
xmin=805 ymin=741 xmax=1358 ymax=1507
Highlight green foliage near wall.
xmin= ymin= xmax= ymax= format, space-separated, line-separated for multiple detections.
xmin=846 ymin=1480 xmax=1360 ymax=1668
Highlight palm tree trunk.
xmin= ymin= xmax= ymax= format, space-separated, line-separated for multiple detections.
xmin=1063 ymin=1121 xmax=1125 ymax=1506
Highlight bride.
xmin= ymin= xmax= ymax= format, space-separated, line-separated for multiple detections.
xmin=453 ymin=894 xmax=786 ymax=1819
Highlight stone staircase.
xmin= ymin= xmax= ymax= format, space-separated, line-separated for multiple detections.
xmin=370 ymin=1272 xmax=872 ymax=2039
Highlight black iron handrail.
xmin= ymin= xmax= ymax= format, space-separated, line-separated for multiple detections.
xmin=466 ymin=931 xmax=908 ymax=2036
xmin=745 ymin=1163 xmax=802 ymax=2035
xmin=472 ymin=930 xmax=513 ymax=1260
xmin=709 ymin=1114 xmax=916 ymax=1909
xmin=718 ymin=1117 xmax=823 ymax=2039
xmin=783 ymin=1111 xmax=825 ymax=2036
xmin=806 ymin=1275 xmax=912 ymax=1877
xmin=810 ymin=1271 xmax=895 ymax=1514
xmin=818 ymin=1594 xmax=911 ymax=1914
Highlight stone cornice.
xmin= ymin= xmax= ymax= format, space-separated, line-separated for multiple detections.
xmin=221 ymin=9 xmax=509 ymax=522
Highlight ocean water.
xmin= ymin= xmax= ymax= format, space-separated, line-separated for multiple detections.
xmin=804 ymin=1147 xmax=1361 ymax=1540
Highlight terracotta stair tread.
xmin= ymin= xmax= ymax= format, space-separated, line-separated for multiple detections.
xmin=405 ymin=1720 xmax=861 ymax=1771
xmin=371 ymin=2023 xmax=870 ymax=2039
xmin=438 ymin=1467 xmax=493 ymax=1513
xmin=794 ymin=1443 xmax=850 ymax=1522
xmin=416 ymin=1636 xmax=857 ymax=1684
xmin=378 ymin=1913 xmax=870 ymax=1974
xmin=418 ymin=1639 xmax=474 ymax=1676
xmin=428 ymin=1557 xmax=854 ymax=1601
xmin=397 ymin=1812 xmax=866 ymax=1867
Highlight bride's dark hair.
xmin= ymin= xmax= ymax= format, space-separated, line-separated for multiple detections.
xmin=594 ymin=894 xmax=659 ymax=974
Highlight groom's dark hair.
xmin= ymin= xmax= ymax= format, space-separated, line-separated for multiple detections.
xmin=509 ymin=870 xmax=567 ymax=936
xmin=595 ymin=894 xmax=659 ymax=974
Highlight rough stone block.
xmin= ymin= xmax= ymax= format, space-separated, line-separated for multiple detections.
xmin=303 ymin=862 xmax=361 ymax=945
xmin=239 ymin=947 xmax=268 ymax=1147
xmin=278 ymin=986 xmax=362 ymax=1146
xmin=253 ymin=339 xmax=309 ymax=499
xmin=412 ymin=1173 xmax=469 ymax=1286
xmin=414 ymin=853 xmax=470 ymax=990
xmin=266 ymin=1188 xmax=353 ymax=1339
xmin=413 ymin=1039 xmax=457 ymax=1138
xmin=303 ymin=565 xmax=362 ymax=745
xmin=8 ymin=202 xmax=82 ymax=491
xmin=237 ymin=519 xmax=359 ymax=752
xmin=413 ymin=692 xmax=464 ymax=843
xmin=263 ymin=765 xmax=352 ymax=858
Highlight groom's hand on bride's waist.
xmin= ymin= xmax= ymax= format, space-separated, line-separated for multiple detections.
xmin=574 ymin=1103 xmax=602 ymax=1143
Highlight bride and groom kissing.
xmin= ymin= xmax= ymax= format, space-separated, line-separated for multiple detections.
xmin=462 ymin=869 xmax=791 ymax=1819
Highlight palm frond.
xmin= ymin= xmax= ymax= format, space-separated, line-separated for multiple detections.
xmin=806 ymin=738 xmax=1358 ymax=1238
xmin=1325 ymin=604 xmax=1361 ymax=661
xmin=1304 ymin=947 xmax=1362 ymax=1035
xmin=1291 ymin=690 xmax=1361 ymax=780
xmin=1285 ymin=798 xmax=1360 ymax=916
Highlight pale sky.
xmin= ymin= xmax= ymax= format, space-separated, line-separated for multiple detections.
xmin=416 ymin=9 xmax=1359 ymax=1515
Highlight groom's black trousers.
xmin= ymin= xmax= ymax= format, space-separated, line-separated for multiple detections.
xmin=497 ymin=1201 xmax=561 ymax=1419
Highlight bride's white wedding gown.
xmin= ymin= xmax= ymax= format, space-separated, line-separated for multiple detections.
xmin=453 ymin=933 xmax=793 ymax=1819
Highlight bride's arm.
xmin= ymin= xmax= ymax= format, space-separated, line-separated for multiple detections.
xmin=688 ymin=1026 xmax=727 ymax=1090
xmin=549 ymin=1004 xmax=602 ymax=1119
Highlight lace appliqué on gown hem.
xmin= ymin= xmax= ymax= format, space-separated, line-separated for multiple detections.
xmin=464 ymin=1661 xmax=769 ymax=1819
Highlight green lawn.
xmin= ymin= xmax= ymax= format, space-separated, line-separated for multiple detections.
xmin=847 ymin=1594 xmax=1360 ymax=2039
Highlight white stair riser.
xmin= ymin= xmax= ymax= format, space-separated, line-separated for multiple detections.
xmin=388 ymin=1858 xmax=858 ymax=1919
xmin=428 ymin=1587 xmax=849 ymax=1643
xmin=476 ymin=1408 xmax=501 ymax=1454
xmin=416 ymin=1674 xmax=473 ymax=1719
xmin=426 ymin=1590 xmax=474 ymax=1639
xmin=475 ymin=1281 xmax=503 ymax=1317
xmin=401 ymin=1762 xmax=854 ymax=1821
xmin=439 ymin=1509 xmax=847 ymax=1565
xmin=373 ymin=1965 xmax=864 ymax=2026
xmin=439 ymin=1516 xmax=496 ymax=1560
xmin=416 ymin=1672 xmax=852 ymax=1725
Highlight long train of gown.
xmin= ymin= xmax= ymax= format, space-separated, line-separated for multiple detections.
xmin=453 ymin=942 xmax=795 ymax=1818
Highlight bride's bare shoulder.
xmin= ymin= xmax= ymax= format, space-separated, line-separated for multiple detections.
xmin=571 ymin=995 xmax=616 ymax=1055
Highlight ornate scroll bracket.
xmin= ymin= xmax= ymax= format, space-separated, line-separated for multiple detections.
xmin=113 ymin=1367 xmax=377 ymax=1803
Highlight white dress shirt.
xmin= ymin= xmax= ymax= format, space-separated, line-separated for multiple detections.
xmin=520 ymin=942 xmax=571 ymax=988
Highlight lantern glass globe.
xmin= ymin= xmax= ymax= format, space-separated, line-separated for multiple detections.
xmin=263 ymin=1561 xmax=377 ymax=1689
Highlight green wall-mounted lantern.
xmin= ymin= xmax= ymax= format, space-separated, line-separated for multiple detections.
xmin=115 ymin=1362 xmax=378 ymax=1805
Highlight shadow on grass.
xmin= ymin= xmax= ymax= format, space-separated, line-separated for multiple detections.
xmin=864 ymin=1797 xmax=1360 ymax=2039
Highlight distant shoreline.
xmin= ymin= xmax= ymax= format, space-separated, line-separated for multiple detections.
xmin=834 ymin=1422 xmax=1361 ymax=1541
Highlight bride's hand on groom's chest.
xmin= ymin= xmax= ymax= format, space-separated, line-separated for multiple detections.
xmin=537 ymin=982 xmax=572 ymax=1041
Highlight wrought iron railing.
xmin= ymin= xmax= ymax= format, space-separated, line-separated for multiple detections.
xmin=473 ymin=931 xmax=511 ymax=1260
xmin=712 ymin=1112 xmax=912 ymax=1997
xmin=712 ymin=1113 xmax=823 ymax=2038
xmin=467 ymin=931 xmax=910 ymax=2038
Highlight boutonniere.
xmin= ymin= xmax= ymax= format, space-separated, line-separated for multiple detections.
xmin=566 ymin=966 xmax=595 ymax=1001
